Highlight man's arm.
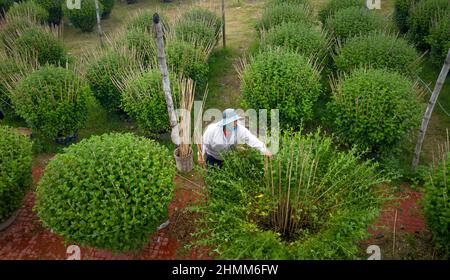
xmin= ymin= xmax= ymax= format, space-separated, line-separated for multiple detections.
xmin=238 ymin=125 xmax=271 ymax=156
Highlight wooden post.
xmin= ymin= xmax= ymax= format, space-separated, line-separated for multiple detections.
xmin=153 ymin=13 xmax=179 ymax=145
xmin=221 ymin=0 xmax=225 ymax=48
xmin=412 ymin=48 xmax=450 ymax=170
xmin=94 ymin=0 xmax=104 ymax=46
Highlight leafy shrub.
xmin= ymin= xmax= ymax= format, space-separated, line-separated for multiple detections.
xmin=325 ymin=7 xmax=388 ymax=41
xmin=6 ymin=0 xmax=49 ymax=23
xmin=126 ymin=10 xmax=168 ymax=34
xmin=120 ymin=29 xmax=156 ymax=66
xmin=174 ymin=17 xmax=218 ymax=48
xmin=318 ymin=0 xmax=365 ymax=24
xmin=0 ymin=0 xmax=14 ymax=16
xmin=34 ymin=0 xmax=63 ymax=24
xmin=241 ymin=48 xmax=322 ymax=129
xmin=327 ymin=68 xmax=422 ymax=155
xmin=0 ymin=125 xmax=32 ymax=223
xmin=99 ymin=0 xmax=114 ymax=18
xmin=193 ymin=131 xmax=386 ymax=259
xmin=10 ymin=65 xmax=90 ymax=138
xmin=12 ymin=26 xmax=68 ymax=65
xmin=394 ymin=0 xmax=419 ymax=33
xmin=64 ymin=0 xmax=103 ymax=32
xmin=35 ymin=133 xmax=176 ymax=251
xmin=181 ymin=8 xmax=222 ymax=38
xmin=120 ymin=69 xmax=178 ymax=136
xmin=423 ymin=151 xmax=450 ymax=258
xmin=85 ymin=49 xmax=140 ymax=111
xmin=407 ymin=0 xmax=450 ymax=49
xmin=260 ymin=22 xmax=331 ymax=65
xmin=0 ymin=17 xmax=37 ymax=50
xmin=166 ymin=39 xmax=209 ymax=93
xmin=427 ymin=12 xmax=450 ymax=66
xmin=333 ymin=32 xmax=421 ymax=76
xmin=258 ymin=2 xmax=315 ymax=31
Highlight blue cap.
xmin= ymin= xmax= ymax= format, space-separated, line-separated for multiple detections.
xmin=222 ymin=108 xmax=243 ymax=126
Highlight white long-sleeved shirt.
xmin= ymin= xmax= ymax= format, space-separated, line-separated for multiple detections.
xmin=202 ymin=121 xmax=268 ymax=160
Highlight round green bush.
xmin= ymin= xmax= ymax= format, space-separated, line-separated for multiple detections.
xmin=0 ymin=0 xmax=14 ymax=16
xmin=195 ymin=131 xmax=385 ymax=259
xmin=327 ymin=68 xmax=422 ymax=155
xmin=86 ymin=49 xmax=140 ymax=112
xmin=34 ymin=0 xmax=64 ymax=24
xmin=126 ymin=10 xmax=168 ymax=34
xmin=241 ymin=48 xmax=322 ymax=129
xmin=0 ymin=56 xmax=32 ymax=116
xmin=6 ymin=0 xmax=49 ymax=23
xmin=12 ymin=26 xmax=68 ymax=65
xmin=0 ymin=17 xmax=36 ymax=50
xmin=121 ymin=69 xmax=177 ymax=136
xmin=0 ymin=125 xmax=32 ymax=223
xmin=423 ymin=151 xmax=450 ymax=258
xmin=166 ymin=39 xmax=209 ymax=93
xmin=334 ymin=32 xmax=421 ymax=76
xmin=325 ymin=7 xmax=388 ymax=41
xmin=99 ymin=0 xmax=114 ymax=18
xmin=260 ymin=22 xmax=330 ymax=65
xmin=10 ymin=65 xmax=90 ymax=138
xmin=394 ymin=0 xmax=420 ymax=33
xmin=120 ymin=29 xmax=156 ymax=66
xmin=174 ymin=18 xmax=218 ymax=48
xmin=427 ymin=12 xmax=450 ymax=66
xmin=258 ymin=2 xmax=315 ymax=31
xmin=35 ymin=133 xmax=176 ymax=251
xmin=181 ymin=8 xmax=222 ymax=38
xmin=64 ymin=0 xmax=103 ymax=32
xmin=407 ymin=0 xmax=450 ymax=49
xmin=318 ymin=0 xmax=365 ymax=24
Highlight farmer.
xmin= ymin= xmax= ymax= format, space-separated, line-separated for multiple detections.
xmin=199 ymin=108 xmax=272 ymax=168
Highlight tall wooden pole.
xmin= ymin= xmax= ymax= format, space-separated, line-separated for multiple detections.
xmin=94 ymin=0 xmax=104 ymax=46
xmin=221 ymin=0 xmax=225 ymax=48
xmin=412 ymin=48 xmax=450 ymax=170
xmin=153 ymin=13 xmax=179 ymax=145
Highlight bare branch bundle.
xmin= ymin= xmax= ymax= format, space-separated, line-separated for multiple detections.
xmin=177 ymin=77 xmax=196 ymax=158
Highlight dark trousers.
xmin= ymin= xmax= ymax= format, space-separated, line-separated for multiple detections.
xmin=206 ymin=154 xmax=223 ymax=168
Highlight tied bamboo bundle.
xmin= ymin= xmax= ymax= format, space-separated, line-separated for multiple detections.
xmin=177 ymin=77 xmax=195 ymax=158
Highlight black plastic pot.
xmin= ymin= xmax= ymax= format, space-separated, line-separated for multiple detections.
xmin=55 ymin=133 xmax=78 ymax=145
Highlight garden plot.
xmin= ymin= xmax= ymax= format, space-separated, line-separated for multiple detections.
xmin=0 ymin=0 xmax=449 ymax=260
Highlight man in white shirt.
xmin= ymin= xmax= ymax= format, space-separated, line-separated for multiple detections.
xmin=199 ymin=108 xmax=272 ymax=168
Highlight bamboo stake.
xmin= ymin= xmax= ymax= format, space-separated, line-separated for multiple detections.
xmin=221 ymin=0 xmax=225 ymax=48
xmin=94 ymin=0 xmax=104 ymax=46
xmin=412 ymin=48 xmax=450 ymax=170
xmin=153 ymin=13 xmax=179 ymax=145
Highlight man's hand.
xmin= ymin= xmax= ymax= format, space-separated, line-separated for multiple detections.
xmin=198 ymin=157 xmax=205 ymax=167
xmin=264 ymin=151 xmax=273 ymax=158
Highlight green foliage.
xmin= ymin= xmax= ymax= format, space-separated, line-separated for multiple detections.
xmin=10 ymin=65 xmax=90 ymax=138
xmin=423 ymin=152 xmax=450 ymax=258
xmin=64 ymin=0 xmax=103 ymax=32
xmin=181 ymin=8 xmax=222 ymax=38
xmin=318 ymin=0 xmax=365 ymax=24
xmin=34 ymin=0 xmax=64 ymax=24
xmin=126 ymin=10 xmax=168 ymax=34
xmin=241 ymin=48 xmax=322 ymax=129
xmin=427 ymin=13 xmax=450 ymax=66
xmin=0 ymin=17 xmax=36 ymax=51
xmin=394 ymin=0 xmax=419 ymax=33
xmin=11 ymin=26 xmax=68 ymax=65
xmin=99 ymin=0 xmax=114 ymax=17
xmin=258 ymin=2 xmax=315 ymax=31
xmin=6 ymin=0 xmax=49 ymax=23
xmin=334 ymin=32 xmax=421 ymax=76
xmin=35 ymin=133 xmax=176 ymax=251
xmin=121 ymin=29 xmax=156 ymax=66
xmin=166 ymin=39 xmax=209 ymax=93
xmin=86 ymin=49 xmax=140 ymax=111
xmin=260 ymin=22 xmax=330 ymax=65
xmin=327 ymin=68 xmax=423 ymax=155
xmin=407 ymin=0 xmax=450 ymax=49
xmin=193 ymin=131 xmax=386 ymax=259
xmin=174 ymin=17 xmax=217 ymax=49
xmin=0 ymin=0 xmax=14 ymax=15
xmin=120 ymin=69 xmax=176 ymax=136
xmin=325 ymin=7 xmax=388 ymax=41
xmin=0 ymin=125 xmax=32 ymax=223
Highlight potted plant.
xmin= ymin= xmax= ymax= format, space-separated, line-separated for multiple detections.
xmin=0 ymin=126 xmax=32 ymax=231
